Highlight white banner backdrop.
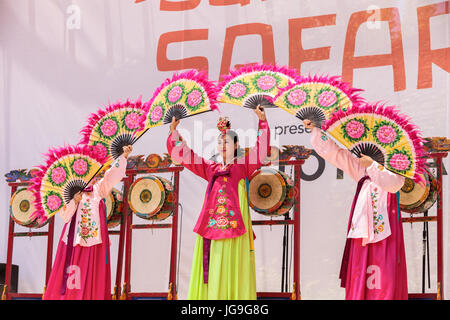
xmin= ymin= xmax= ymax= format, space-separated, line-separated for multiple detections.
xmin=0 ymin=0 xmax=449 ymax=299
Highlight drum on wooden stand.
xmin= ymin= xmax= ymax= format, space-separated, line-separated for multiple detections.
xmin=400 ymin=171 xmax=438 ymax=214
xmin=248 ymin=167 xmax=297 ymax=216
xmin=128 ymin=176 xmax=175 ymax=221
xmin=273 ymin=170 xmax=297 ymax=216
xmin=150 ymin=176 xmax=175 ymax=221
xmin=105 ymin=188 xmax=123 ymax=229
xmin=10 ymin=188 xmax=50 ymax=228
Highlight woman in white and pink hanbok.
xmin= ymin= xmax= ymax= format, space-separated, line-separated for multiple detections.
xmin=305 ymin=121 xmax=408 ymax=300
xmin=43 ymin=146 xmax=132 ymax=300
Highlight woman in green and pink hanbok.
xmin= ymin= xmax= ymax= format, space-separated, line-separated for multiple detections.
xmin=167 ymin=106 xmax=270 ymax=300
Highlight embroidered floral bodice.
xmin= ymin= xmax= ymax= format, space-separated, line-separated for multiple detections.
xmin=310 ymin=127 xmax=405 ymax=245
xmin=59 ymin=156 xmax=127 ymax=247
xmin=167 ymin=120 xmax=270 ymax=240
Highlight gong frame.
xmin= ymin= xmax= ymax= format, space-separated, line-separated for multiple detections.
xmin=251 ymin=158 xmax=305 ymax=300
xmin=400 ymin=151 xmax=447 ymax=300
xmin=2 ymin=180 xmax=129 ymax=300
xmin=120 ymin=165 xmax=183 ymax=300
xmin=3 ymin=153 xmax=445 ymax=300
xmin=2 ymin=181 xmax=55 ymax=300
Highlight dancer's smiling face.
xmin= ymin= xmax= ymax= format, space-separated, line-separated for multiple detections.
xmin=217 ymin=131 xmax=238 ymax=163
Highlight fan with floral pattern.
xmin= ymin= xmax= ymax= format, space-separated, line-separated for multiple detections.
xmin=272 ymin=75 xmax=364 ymax=128
xmin=29 ymin=145 xmax=106 ymax=222
xmin=141 ymin=69 xmax=219 ymax=130
xmin=322 ymin=103 xmax=426 ymax=181
xmin=217 ymin=64 xmax=300 ymax=109
xmin=79 ymin=98 xmax=146 ymax=167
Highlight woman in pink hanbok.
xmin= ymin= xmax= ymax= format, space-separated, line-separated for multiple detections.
xmin=167 ymin=106 xmax=270 ymax=300
xmin=304 ymin=120 xmax=408 ymax=300
xmin=43 ymin=145 xmax=132 ymax=300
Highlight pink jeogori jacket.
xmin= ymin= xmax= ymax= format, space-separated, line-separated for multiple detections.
xmin=59 ymin=156 xmax=127 ymax=247
xmin=310 ymin=127 xmax=405 ymax=245
xmin=167 ymin=120 xmax=270 ymax=240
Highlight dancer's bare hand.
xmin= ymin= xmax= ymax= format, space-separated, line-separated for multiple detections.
xmin=170 ymin=116 xmax=180 ymax=133
xmin=254 ymin=105 xmax=266 ymax=121
xmin=359 ymin=154 xmax=374 ymax=168
xmin=74 ymin=191 xmax=82 ymax=204
xmin=303 ymin=119 xmax=314 ymax=130
xmin=122 ymin=145 xmax=133 ymax=159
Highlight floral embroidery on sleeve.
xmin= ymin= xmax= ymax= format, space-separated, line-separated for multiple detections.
xmin=371 ymin=187 xmax=385 ymax=234
xmin=77 ymin=198 xmax=99 ymax=242
xmin=112 ymin=158 xmax=121 ymax=168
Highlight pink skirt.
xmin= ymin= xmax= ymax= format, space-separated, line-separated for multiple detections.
xmin=342 ymin=192 xmax=408 ymax=300
xmin=43 ymin=207 xmax=111 ymax=300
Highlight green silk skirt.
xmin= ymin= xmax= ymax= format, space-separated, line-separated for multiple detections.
xmin=187 ymin=179 xmax=256 ymax=300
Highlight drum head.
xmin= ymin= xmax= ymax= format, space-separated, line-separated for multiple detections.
xmin=10 ymin=188 xmax=36 ymax=226
xmin=399 ymin=173 xmax=430 ymax=209
xmin=418 ymin=176 xmax=438 ymax=213
xmin=107 ymin=188 xmax=123 ymax=229
xmin=272 ymin=170 xmax=296 ymax=216
xmin=150 ymin=177 xmax=174 ymax=221
xmin=105 ymin=192 xmax=116 ymax=221
xmin=128 ymin=176 xmax=165 ymax=218
xmin=249 ymin=167 xmax=287 ymax=213
xmin=401 ymin=171 xmax=437 ymax=214
xmin=407 ymin=172 xmax=438 ymax=214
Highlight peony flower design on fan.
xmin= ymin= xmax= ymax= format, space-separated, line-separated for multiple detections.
xmin=315 ymin=87 xmax=341 ymax=110
xmin=252 ymin=73 xmax=281 ymax=92
xmin=387 ymin=149 xmax=412 ymax=173
xmin=342 ymin=118 xmax=369 ymax=142
xmin=71 ymin=157 xmax=91 ymax=178
xmin=372 ymin=120 xmax=402 ymax=147
xmin=273 ymin=75 xmax=364 ymax=129
xmin=49 ymin=165 xmax=68 ymax=186
xmin=218 ymin=64 xmax=300 ymax=110
xmin=283 ymin=87 xmax=311 ymax=109
xmin=122 ymin=111 xmax=143 ymax=131
xmin=166 ymin=83 xmax=185 ymax=104
xmin=224 ymin=80 xmax=249 ymax=101
xmin=141 ymin=69 xmax=218 ymax=130
xmin=185 ymin=87 xmax=205 ymax=111
xmin=43 ymin=191 xmax=64 ymax=214
xmin=147 ymin=103 xmax=165 ymax=126
xmin=92 ymin=141 xmax=109 ymax=160
xmin=97 ymin=117 xmax=119 ymax=139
